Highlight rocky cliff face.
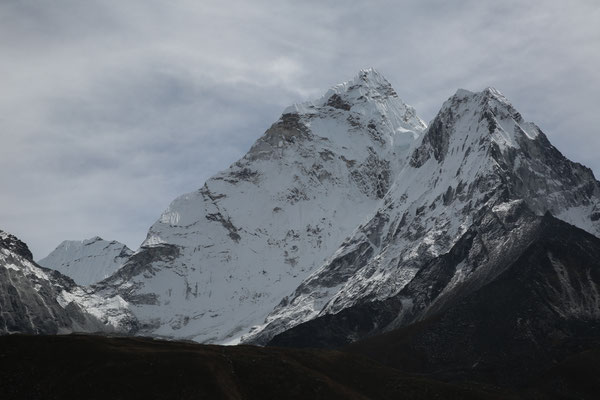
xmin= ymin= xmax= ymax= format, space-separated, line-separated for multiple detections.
xmin=0 ymin=230 xmax=120 ymax=334
xmin=271 ymin=212 xmax=600 ymax=386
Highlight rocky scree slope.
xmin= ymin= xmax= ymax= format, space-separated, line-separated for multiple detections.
xmin=341 ymin=212 xmax=600 ymax=389
xmin=267 ymin=213 xmax=600 ymax=390
xmin=0 ymin=230 xmax=124 ymax=334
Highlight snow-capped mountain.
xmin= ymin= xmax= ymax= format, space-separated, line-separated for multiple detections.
xmin=247 ymin=86 xmax=600 ymax=344
xmin=3 ymin=69 xmax=599 ymax=349
xmin=38 ymin=237 xmax=133 ymax=285
xmin=93 ymin=69 xmax=426 ymax=343
xmin=0 ymin=230 xmax=125 ymax=334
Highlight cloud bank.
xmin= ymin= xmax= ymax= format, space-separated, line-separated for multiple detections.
xmin=1 ymin=0 xmax=599 ymax=257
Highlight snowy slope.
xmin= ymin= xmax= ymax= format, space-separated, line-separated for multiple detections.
xmin=247 ymin=87 xmax=600 ymax=344
xmin=94 ymin=69 xmax=426 ymax=343
xmin=0 ymin=230 xmax=131 ymax=334
xmin=38 ymin=237 xmax=133 ymax=285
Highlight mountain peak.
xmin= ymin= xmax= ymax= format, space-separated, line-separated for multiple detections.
xmin=0 ymin=230 xmax=33 ymax=261
xmin=327 ymin=67 xmax=397 ymax=104
xmin=354 ymin=67 xmax=392 ymax=89
xmin=410 ymin=86 xmax=540 ymax=168
xmin=284 ymin=69 xmax=426 ymax=133
xmin=452 ymin=86 xmax=511 ymax=107
xmin=38 ymin=237 xmax=133 ymax=285
xmin=482 ymin=86 xmax=503 ymax=96
xmin=357 ymin=67 xmax=382 ymax=77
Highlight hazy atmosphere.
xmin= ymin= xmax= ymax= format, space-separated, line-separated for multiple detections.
xmin=1 ymin=0 xmax=599 ymax=258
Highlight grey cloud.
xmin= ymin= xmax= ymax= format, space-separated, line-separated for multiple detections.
xmin=0 ymin=0 xmax=598 ymax=257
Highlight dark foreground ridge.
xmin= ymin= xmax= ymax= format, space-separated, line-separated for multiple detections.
xmin=1 ymin=334 xmax=599 ymax=399
xmin=268 ymin=212 xmax=600 ymax=397
xmin=0 ymin=334 xmax=506 ymax=400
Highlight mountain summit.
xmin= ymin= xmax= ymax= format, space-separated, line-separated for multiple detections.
xmin=39 ymin=237 xmax=133 ymax=285
xmin=285 ymin=68 xmax=426 ymax=134
xmin=91 ymin=69 xmax=427 ymax=343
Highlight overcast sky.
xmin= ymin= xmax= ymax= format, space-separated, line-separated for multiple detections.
xmin=1 ymin=0 xmax=599 ymax=259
